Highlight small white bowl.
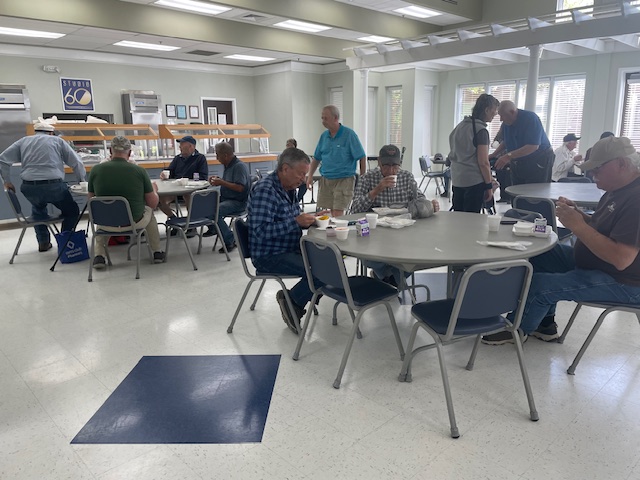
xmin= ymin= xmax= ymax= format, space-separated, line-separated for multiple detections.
xmin=332 ymin=219 xmax=349 ymax=227
xmin=335 ymin=227 xmax=349 ymax=240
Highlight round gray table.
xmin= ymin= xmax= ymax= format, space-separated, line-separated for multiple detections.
xmin=155 ymin=179 xmax=211 ymax=196
xmin=308 ymin=211 xmax=557 ymax=273
xmin=505 ymin=182 xmax=603 ymax=207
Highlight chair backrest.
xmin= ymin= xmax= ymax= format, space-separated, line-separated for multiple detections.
xmin=443 ymin=259 xmax=533 ymax=340
xmin=255 ymin=169 xmax=263 ymax=179
xmin=232 ymin=217 xmax=256 ymax=279
xmin=188 ymin=188 xmax=219 ymax=223
xmin=503 ymin=208 xmax=543 ymax=223
xmin=558 ymin=176 xmax=591 ymax=183
xmin=300 ymin=236 xmax=354 ymax=305
xmin=512 ymin=196 xmax=558 ymax=232
xmin=419 ymin=156 xmax=430 ymax=174
xmin=5 ymin=188 xmax=26 ymax=223
xmin=88 ymin=196 xmax=135 ymax=229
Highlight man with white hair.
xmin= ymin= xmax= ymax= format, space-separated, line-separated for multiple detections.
xmin=0 ymin=122 xmax=85 ymax=252
xmin=551 ymin=133 xmax=583 ymax=181
xmin=483 ymin=136 xmax=640 ymax=345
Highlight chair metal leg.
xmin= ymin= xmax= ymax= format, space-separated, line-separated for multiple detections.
xmin=227 ymin=280 xmax=256 ymax=333
xmin=567 ymin=308 xmax=610 ymax=375
xmin=433 ymin=339 xmax=460 ymax=438
xmin=214 ymin=224 xmax=231 ymax=261
xmin=250 ymin=280 xmax=267 ymax=310
xmin=466 ymin=335 xmax=482 ymax=371
xmin=178 ymin=229 xmax=198 ymax=270
xmin=293 ymin=293 xmax=319 ymax=360
xmin=384 ymin=301 xmax=404 ymax=360
xmin=333 ymin=309 xmax=366 ymax=389
xmin=512 ymin=330 xmax=539 ymax=422
xmin=87 ymin=235 xmax=96 ymax=282
xmin=9 ymin=227 xmax=27 ymax=264
xmin=134 ymin=232 xmax=142 ymax=279
xmin=332 ymin=300 xmax=339 ymax=325
xmin=557 ymin=303 xmax=583 ymax=344
xmin=398 ymin=322 xmax=422 ymax=382
xmin=347 ymin=307 xmax=363 ymax=339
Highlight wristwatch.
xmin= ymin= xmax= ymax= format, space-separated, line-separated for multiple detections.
xmin=507 ymin=152 xmax=513 ymax=158
xmin=485 ymin=182 xmax=493 ymax=190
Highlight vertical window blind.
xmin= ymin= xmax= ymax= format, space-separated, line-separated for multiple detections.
xmin=387 ymin=87 xmax=403 ymax=146
xmin=621 ymin=72 xmax=640 ymax=148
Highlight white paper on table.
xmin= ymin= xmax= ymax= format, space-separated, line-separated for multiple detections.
xmin=476 ymin=240 xmax=532 ymax=251
xmin=377 ymin=216 xmax=416 ymax=229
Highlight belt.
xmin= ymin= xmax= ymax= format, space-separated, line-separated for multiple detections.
xmin=22 ymin=179 xmax=63 ymax=185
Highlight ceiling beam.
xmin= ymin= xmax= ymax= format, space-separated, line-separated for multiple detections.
xmin=0 ymin=0 xmax=362 ymax=60
xmin=408 ymin=0 xmax=482 ymax=20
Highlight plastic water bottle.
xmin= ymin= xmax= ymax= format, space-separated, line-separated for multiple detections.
xmin=193 ymin=172 xmax=199 ymax=181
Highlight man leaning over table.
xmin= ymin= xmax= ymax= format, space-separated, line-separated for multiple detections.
xmin=248 ymin=147 xmax=326 ymax=334
xmin=158 ymin=135 xmax=208 ymax=224
xmin=482 ymin=136 xmax=640 ymax=345
xmin=351 ymin=144 xmax=440 ymax=286
xmin=88 ymin=136 xmax=165 ymax=270
xmin=0 ymin=122 xmax=85 ymax=253
xmin=203 ymin=141 xmax=251 ymax=253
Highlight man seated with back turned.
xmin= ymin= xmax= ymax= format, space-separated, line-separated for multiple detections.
xmin=158 ymin=135 xmax=208 ymax=221
xmin=203 ymin=141 xmax=250 ymax=253
xmin=248 ymin=147 xmax=325 ymax=334
xmin=88 ymin=136 xmax=165 ymax=270
xmin=351 ymin=144 xmax=440 ymax=286
xmin=482 ymin=136 xmax=640 ymax=345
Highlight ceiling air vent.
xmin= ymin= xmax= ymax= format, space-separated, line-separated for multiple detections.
xmin=242 ymin=13 xmax=268 ymax=21
xmin=187 ymin=50 xmax=219 ymax=56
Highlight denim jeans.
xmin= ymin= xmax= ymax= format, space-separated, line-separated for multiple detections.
xmin=20 ymin=182 xmax=79 ymax=245
xmin=252 ymin=252 xmax=324 ymax=308
xmin=217 ymin=199 xmax=246 ymax=246
xmin=363 ymin=260 xmax=409 ymax=286
xmin=516 ymin=244 xmax=640 ymax=333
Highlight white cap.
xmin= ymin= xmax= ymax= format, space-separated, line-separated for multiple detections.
xmin=33 ymin=122 xmax=55 ymax=132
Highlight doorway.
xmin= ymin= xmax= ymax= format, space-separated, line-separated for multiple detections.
xmin=201 ymin=98 xmax=236 ymax=152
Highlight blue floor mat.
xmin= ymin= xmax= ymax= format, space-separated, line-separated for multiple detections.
xmin=72 ymin=355 xmax=280 ymax=444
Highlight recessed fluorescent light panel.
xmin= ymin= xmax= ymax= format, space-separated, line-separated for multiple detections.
xmin=113 ymin=40 xmax=181 ymax=51
xmin=154 ymin=0 xmax=231 ymax=15
xmin=0 ymin=27 xmax=65 ymax=39
xmin=224 ymin=54 xmax=275 ymax=62
xmin=394 ymin=5 xmax=442 ymax=18
xmin=274 ymin=20 xmax=332 ymax=33
xmin=358 ymin=35 xmax=395 ymax=43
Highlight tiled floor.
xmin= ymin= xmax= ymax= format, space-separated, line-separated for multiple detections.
xmin=2 ymin=192 xmax=640 ymax=479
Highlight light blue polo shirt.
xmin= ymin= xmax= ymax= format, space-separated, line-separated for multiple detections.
xmin=313 ymin=124 xmax=365 ymax=179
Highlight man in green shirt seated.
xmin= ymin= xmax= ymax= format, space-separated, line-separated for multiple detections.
xmin=87 ymin=136 xmax=165 ymax=269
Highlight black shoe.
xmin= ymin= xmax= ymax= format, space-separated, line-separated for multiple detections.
xmin=381 ymin=275 xmax=398 ymax=288
xmin=481 ymin=330 xmax=528 ymax=345
xmin=38 ymin=242 xmax=53 ymax=252
xmin=531 ymin=318 xmax=559 ymax=342
xmin=169 ymin=229 xmax=178 ymax=237
xmin=276 ymin=290 xmax=299 ymax=334
xmin=186 ymin=228 xmax=197 ymax=238
xmin=153 ymin=251 xmax=166 ymax=263
xmin=440 ymin=192 xmax=449 ymax=198
xmin=496 ymin=198 xmax=511 ymax=204
xmin=93 ymin=255 xmax=106 ymax=270
xmin=219 ymin=242 xmax=236 ymax=254
xmin=202 ymin=228 xmax=216 ymax=238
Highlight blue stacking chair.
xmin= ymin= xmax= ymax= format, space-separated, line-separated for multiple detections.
xmin=88 ymin=196 xmax=152 ymax=282
xmin=5 ymin=187 xmax=62 ymax=264
xmin=293 ymin=236 xmax=405 ymax=389
xmin=398 ymin=259 xmax=537 ymax=438
xmin=165 ymin=188 xmax=230 ymax=269
xmin=512 ymin=195 xmax=573 ymax=243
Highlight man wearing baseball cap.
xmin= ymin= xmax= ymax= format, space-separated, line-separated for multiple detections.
xmin=483 ymin=136 xmax=640 ymax=345
xmin=0 ymin=122 xmax=85 ymax=253
xmin=551 ymin=133 xmax=583 ymax=181
xmin=351 ymin=144 xmax=440 ymax=286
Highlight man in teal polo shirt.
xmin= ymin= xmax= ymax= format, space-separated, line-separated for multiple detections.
xmin=87 ymin=136 xmax=165 ymax=269
xmin=307 ymin=105 xmax=366 ymax=217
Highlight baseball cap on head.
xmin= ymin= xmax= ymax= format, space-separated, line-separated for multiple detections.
xmin=579 ymin=136 xmax=637 ymax=171
xmin=111 ymin=135 xmax=131 ymax=151
xmin=378 ymin=144 xmax=402 ymax=165
xmin=563 ymin=133 xmax=580 ymax=143
xmin=33 ymin=122 xmax=54 ymax=132
xmin=177 ymin=135 xmax=196 ymax=145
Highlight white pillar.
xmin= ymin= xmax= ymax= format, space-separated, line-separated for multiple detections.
xmin=356 ymin=69 xmax=369 ymax=154
xmin=525 ymin=45 xmax=542 ymax=111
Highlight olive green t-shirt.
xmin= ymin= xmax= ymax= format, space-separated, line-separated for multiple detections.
xmin=87 ymin=157 xmax=153 ymax=221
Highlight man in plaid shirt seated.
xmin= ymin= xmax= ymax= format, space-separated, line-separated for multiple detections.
xmin=248 ymin=147 xmax=325 ymax=334
xmin=351 ymin=144 xmax=439 ymax=286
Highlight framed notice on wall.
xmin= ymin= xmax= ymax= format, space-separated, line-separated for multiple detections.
xmin=176 ymin=105 xmax=187 ymax=120
xmin=189 ymin=105 xmax=199 ymax=119
xmin=165 ymin=104 xmax=176 ymax=118
xmin=60 ymin=77 xmax=95 ymax=111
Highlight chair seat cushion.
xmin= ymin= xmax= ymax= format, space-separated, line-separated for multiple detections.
xmin=166 ymin=217 xmax=212 ymax=229
xmin=411 ymin=299 xmax=507 ymax=335
xmin=322 ymin=276 xmax=397 ymax=307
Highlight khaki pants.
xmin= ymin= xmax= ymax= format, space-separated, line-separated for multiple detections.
xmin=95 ymin=206 xmax=161 ymax=257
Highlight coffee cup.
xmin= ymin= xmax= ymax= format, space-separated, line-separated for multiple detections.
xmin=487 ymin=215 xmax=501 ymax=232
xmin=79 ymin=181 xmax=88 ymax=191
xmin=178 ymin=178 xmax=189 ymax=186
xmin=335 ymin=227 xmax=349 ymax=241
xmin=315 ymin=215 xmax=330 ymax=229
xmin=389 ymin=175 xmax=397 ymax=187
xmin=365 ymin=213 xmax=378 ymax=229
xmin=161 ymin=170 xmax=171 ymax=180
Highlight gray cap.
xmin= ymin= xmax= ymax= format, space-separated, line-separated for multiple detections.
xmin=111 ymin=136 xmax=131 ymax=151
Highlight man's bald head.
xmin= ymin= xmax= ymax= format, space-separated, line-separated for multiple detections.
xmin=498 ymin=100 xmax=518 ymax=125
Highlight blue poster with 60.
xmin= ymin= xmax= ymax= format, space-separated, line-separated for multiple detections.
xmin=60 ymin=77 xmax=94 ymax=111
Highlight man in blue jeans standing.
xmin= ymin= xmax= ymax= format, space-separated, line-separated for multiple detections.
xmin=483 ymin=136 xmax=640 ymax=345
xmin=248 ymin=147 xmax=325 ymax=334
xmin=0 ymin=122 xmax=85 ymax=252
xmin=205 ymin=142 xmax=250 ymax=252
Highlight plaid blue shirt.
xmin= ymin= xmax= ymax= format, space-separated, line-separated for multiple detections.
xmin=248 ymin=171 xmax=302 ymax=259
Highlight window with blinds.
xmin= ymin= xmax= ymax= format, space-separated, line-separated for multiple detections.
xmin=367 ymin=87 xmax=377 ymax=155
xmin=487 ymin=83 xmax=516 ymax=142
xmin=557 ymin=0 xmax=593 ymax=9
xmin=329 ymin=87 xmax=343 ymax=118
xmin=457 ymin=84 xmax=485 ymax=120
xmin=621 ymin=72 xmax=640 ymax=148
xmin=386 ymin=87 xmax=402 ymax=146
xmin=548 ymin=77 xmax=586 ymax=148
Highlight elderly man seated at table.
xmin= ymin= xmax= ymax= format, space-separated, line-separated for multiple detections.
xmin=482 ymin=136 xmax=640 ymax=345
xmin=88 ymin=136 xmax=165 ymax=269
xmin=248 ymin=147 xmax=325 ymax=334
xmin=351 ymin=144 xmax=440 ymax=286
